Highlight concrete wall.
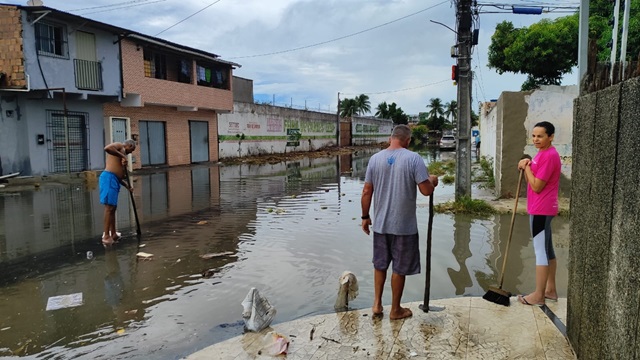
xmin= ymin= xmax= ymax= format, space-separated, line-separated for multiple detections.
xmin=567 ymin=76 xmax=640 ymax=360
xmin=217 ymin=102 xmax=339 ymax=159
xmin=232 ymin=76 xmax=253 ymax=103
xmin=479 ymin=86 xmax=576 ymax=198
xmin=351 ymin=116 xmax=393 ymax=145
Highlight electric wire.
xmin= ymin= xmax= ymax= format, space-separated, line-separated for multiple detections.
xmin=342 ymin=79 xmax=451 ymax=96
xmin=154 ymin=0 xmax=224 ymax=36
xmin=78 ymin=0 xmax=167 ymax=15
xmin=229 ymin=0 xmax=450 ymax=59
xmin=67 ymin=0 xmax=155 ymax=12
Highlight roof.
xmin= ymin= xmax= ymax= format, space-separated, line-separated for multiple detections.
xmin=0 ymin=3 xmax=241 ymax=68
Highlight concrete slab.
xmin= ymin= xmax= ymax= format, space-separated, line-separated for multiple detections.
xmin=186 ymin=297 xmax=576 ymax=360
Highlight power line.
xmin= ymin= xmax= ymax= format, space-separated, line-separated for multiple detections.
xmin=68 ymin=0 xmax=155 ymax=12
xmin=342 ymin=79 xmax=451 ymax=96
xmin=229 ymin=1 xmax=450 ymax=59
xmin=78 ymin=0 xmax=167 ymax=15
xmin=155 ymin=0 xmax=224 ymax=37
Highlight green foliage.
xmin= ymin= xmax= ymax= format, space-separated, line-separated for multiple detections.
xmin=444 ymin=100 xmax=458 ymax=126
xmin=375 ymin=101 xmax=409 ymax=124
xmin=410 ymin=125 xmax=429 ymax=145
xmin=488 ymin=16 xmax=579 ymax=89
xmin=425 ymin=98 xmax=453 ymax=131
xmin=434 ymin=196 xmax=497 ymax=216
xmin=340 ymin=94 xmax=370 ymax=117
xmin=476 ymin=156 xmax=495 ymax=189
xmin=589 ymin=0 xmax=640 ymax=62
xmin=427 ymin=160 xmax=456 ymax=177
xmin=442 ymin=174 xmax=455 ymax=184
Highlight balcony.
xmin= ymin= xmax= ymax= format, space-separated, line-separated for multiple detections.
xmin=74 ymin=59 xmax=103 ymax=91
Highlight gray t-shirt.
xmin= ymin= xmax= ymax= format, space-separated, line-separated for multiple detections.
xmin=364 ymin=148 xmax=429 ymax=235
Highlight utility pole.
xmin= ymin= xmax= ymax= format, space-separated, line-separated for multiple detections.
xmin=455 ymin=0 xmax=472 ymax=200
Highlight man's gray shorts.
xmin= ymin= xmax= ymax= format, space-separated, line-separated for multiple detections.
xmin=372 ymin=232 xmax=421 ymax=276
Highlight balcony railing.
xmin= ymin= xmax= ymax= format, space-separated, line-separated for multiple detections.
xmin=74 ymin=59 xmax=103 ymax=91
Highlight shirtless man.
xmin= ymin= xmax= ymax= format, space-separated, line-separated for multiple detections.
xmin=100 ymin=140 xmax=136 ymax=245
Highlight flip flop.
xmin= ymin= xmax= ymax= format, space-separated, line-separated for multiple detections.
xmin=517 ymin=294 xmax=544 ymax=307
xmin=545 ymin=296 xmax=558 ymax=302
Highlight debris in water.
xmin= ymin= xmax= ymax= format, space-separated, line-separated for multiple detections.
xmin=46 ymin=293 xmax=83 ymax=311
xmin=199 ymin=251 xmax=234 ymax=259
xmin=242 ymin=288 xmax=277 ymax=332
xmin=334 ymin=271 xmax=359 ymax=310
xmin=197 ymin=220 xmax=208 ymax=225
xmin=136 ymin=252 xmax=154 ymax=259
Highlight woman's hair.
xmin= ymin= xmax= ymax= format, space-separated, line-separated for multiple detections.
xmin=534 ymin=121 xmax=555 ymax=136
xmin=391 ymin=124 xmax=411 ymax=141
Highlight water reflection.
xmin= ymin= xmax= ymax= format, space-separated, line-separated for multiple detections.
xmin=0 ymin=149 xmax=570 ymax=359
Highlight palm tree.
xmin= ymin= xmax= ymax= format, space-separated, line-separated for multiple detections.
xmin=444 ymin=100 xmax=458 ymax=125
xmin=339 ymin=98 xmax=358 ymax=117
xmin=427 ymin=98 xmax=445 ymax=119
xmin=355 ymin=94 xmax=371 ymax=115
xmin=375 ymin=102 xmax=390 ymax=118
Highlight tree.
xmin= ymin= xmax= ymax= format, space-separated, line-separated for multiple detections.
xmin=355 ymin=94 xmax=371 ymax=115
xmin=444 ymin=100 xmax=458 ymax=126
xmin=375 ymin=101 xmax=409 ymax=124
xmin=487 ymin=0 xmax=640 ymax=90
xmin=410 ymin=125 xmax=428 ymax=145
xmin=339 ymin=98 xmax=358 ymax=117
xmin=488 ymin=17 xmax=579 ymax=90
xmin=340 ymin=94 xmax=371 ymax=117
xmin=426 ymin=98 xmax=444 ymax=119
xmin=375 ymin=101 xmax=390 ymax=119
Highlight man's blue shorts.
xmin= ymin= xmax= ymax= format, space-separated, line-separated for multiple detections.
xmin=372 ymin=232 xmax=421 ymax=276
xmin=99 ymin=171 xmax=121 ymax=206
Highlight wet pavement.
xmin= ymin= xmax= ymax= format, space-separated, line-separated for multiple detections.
xmin=188 ymin=297 xmax=575 ymax=359
xmin=0 ymin=148 xmax=571 ymax=359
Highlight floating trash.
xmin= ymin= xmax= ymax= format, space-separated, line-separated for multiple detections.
xmin=136 ymin=252 xmax=154 ymax=260
xmin=46 ymin=293 xmax=83 ymax=311
xmin=86 ymin=251 xmax=93 ymax=260
xmin=200 ymin=251 xmax=234 ymax=259
xmin=197 ymin=220 xmax=208 ymax=225
xmin=334 ymin=271 xmax=359 ymax=310
xmin=241 ymin=288 xmax=277 ymax=332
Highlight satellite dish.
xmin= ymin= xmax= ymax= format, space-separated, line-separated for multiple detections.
xmin=26 ymin=0 xmax=44 ymax=6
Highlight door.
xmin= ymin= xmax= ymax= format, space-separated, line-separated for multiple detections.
xmin=76 ymin=31 xmax=97 ymax=61
xmin=139 ymin=121 xmax=166 ymax=166
xmin=111 ymin=118 xmax=127 ymax=143
xmin=189 ymin=121 xmax=209 ymax=163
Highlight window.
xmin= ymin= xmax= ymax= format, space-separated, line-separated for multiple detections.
xmin=35 ymin=22 xmax=68 ymax=57
xmin=143 ymin=48 xmax=167 ymax=79
xmin=195 ymin=62 xmax=230 ymax=90
xmin=178 ymin=59 xmax=191 ymax=84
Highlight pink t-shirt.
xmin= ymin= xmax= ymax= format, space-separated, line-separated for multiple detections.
xmin=527 ymin=146 xmax=561 ymax=216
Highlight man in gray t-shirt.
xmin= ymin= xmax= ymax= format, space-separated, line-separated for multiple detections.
xmin=361 ymin=124 xmax=438 ymax=320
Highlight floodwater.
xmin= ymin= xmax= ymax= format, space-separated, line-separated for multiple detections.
xmin=0 ymin=148 xmax=569 ymax=359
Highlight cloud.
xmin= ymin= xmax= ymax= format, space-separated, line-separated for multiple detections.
xmin=12 ymin=0 xmax=578 ymax=114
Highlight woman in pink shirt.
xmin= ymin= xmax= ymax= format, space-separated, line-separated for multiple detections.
xmin=516 ymin=121 xmax=561 ymax=306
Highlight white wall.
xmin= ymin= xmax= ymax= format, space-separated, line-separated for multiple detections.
xmin=479 ymin=101 xmax=498 ymax=166
xmin=523 ymin=85 xmax=576 ymax=180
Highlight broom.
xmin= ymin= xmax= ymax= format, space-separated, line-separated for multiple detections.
xmin=482 ymin=160 xmax=527 ymax=306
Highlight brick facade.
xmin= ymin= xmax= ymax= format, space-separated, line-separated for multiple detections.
xmin=103 ymin=103 xmax=219 ymax=169
xmin=0 ymin=5 xmax=25 ymax=88
xmin=120 ymin=39 xmax=233 ymax=111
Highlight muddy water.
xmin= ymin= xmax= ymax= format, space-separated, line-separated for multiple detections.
xmin=0 ymin=149 xmax=569 ymax=359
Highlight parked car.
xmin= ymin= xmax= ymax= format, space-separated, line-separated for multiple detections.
xmin=439 ymin=135 xmax=456 ymax=150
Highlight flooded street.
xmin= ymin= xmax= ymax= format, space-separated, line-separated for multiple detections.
xmin=0 ymin=149 xmax=569 ymax=359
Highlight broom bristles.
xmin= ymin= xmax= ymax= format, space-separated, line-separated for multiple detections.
xmin=483 ymin=287 xmax=511 ymax=306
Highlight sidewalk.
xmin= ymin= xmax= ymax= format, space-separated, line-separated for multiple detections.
xmin=187 ymin=297 xmax=575 ymax=360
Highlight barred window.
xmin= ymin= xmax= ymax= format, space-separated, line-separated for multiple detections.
xmin=35 ymin=22 xmax=68 ymax=57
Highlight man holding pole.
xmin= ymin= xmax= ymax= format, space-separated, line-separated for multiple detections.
xmin=100 ymin=140 xmax=136 ymax=245
xmin=360 ymin=125 xmax=438 ymax=320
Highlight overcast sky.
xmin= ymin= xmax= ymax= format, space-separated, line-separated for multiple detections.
xmin=7 ymin=0 xmax=580 ymax=115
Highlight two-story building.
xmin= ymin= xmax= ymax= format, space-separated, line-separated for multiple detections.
xmin=104 ymin=35 xmax=238 ymax=169
xmin=0 ymin=3 xmax=238 ymax=176
xmin=0 ymin=4 xmax=123 ymax=176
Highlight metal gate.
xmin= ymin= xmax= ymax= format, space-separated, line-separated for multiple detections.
xmin=189 ymin=121 xmax=209 ymax=163
xmin=47 ymin=110 xmax=89 ymax=173
xmin=139 ymin=121 xmax=166 ymax=166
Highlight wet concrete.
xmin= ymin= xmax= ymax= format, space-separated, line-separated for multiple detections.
xmin=0 ymin=148 xmax=570 ymax=359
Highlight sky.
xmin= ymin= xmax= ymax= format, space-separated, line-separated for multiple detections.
xmin=6 ymin=0 xmax=580 ymax=115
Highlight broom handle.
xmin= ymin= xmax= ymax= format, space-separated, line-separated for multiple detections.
xmin=498 ymin=168 xmax=524 ymax=288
